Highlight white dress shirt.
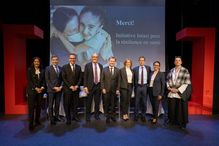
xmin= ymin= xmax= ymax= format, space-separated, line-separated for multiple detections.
xmin=53 ymin=65 xmax=59 ymax=73
xmin=125 ymin=67 xmax=133 ymax=83
xmin=35 ymin=69 xmax=40 ymax=79
xmin=109 ymin=66 xmax=114 ymax=75
xmin=70 ymin=63 xmax=75 ymax=71
xmin=149 ymin=71 xmax=158 ymax=87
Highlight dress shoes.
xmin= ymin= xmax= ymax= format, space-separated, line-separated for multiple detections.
xmin=66 ymin=121 xmax=71 ymax=125
xmin=111 ymin=117 xmax=116 ymax=122
xmin=29 ymin=124 xmax=34 ymax=131
xmin=95 ymin=115 xmax=100 ymax=120
xmin=106 ymin=118 xmax=110 ymax=124
xmin=72 ymin=117 xmax=81 ymax=122
xmin=50 ymin=120 xmax=56 ymax=125
xmin=141 ymin=116 xmax=146 ymax=122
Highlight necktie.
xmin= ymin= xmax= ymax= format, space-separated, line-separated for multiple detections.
xmin=110 ymin=67 xmax=113 ymax=75
xmin=141 ymin=66 xmax=144 ymax=85
xmin=55 ymin=66 xmax=59 ymax=74
xmin=71 ymin=64 xmax=74 ymax=72
xmin=94 ymin=63 xmax=98 ymax=84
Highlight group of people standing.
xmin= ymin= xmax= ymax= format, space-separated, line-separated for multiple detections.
xmin=26 ymin=53 xmax=191 ymax=131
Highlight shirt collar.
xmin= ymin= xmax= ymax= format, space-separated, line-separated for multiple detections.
xmin=70 ymin=63 xmax=75 ymax=66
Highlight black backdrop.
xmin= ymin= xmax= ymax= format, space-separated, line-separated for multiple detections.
xmin=0 ymin=0 xmax=218 ymax=114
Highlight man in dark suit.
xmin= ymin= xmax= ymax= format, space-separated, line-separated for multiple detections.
xmin=133 ymin=56 xmax=151 ymax=122
xmin=62 ymin=53 xmax=82 ymax=125
xmin=101 ymin=56 xmax=120 ymax=123
xmin=84 ymin=53 xmax=103 ymax=122
xmin=45 ymin=55 xmax=62 ymax=125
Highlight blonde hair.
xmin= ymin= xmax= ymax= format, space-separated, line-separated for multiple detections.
xmin=124 ymin=59 xmax=133 ymax=68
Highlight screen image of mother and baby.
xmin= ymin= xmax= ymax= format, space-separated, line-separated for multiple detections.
xmin=50 ymin=5 xmax=165 ymax=70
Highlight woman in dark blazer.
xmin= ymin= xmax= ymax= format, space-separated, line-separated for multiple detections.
xmin=119 ymin=59 xmax=134 ymax=121
xmin=148 ymin=61 xmax=165 ymax=124
xmin=26 ymin=57 xmax=45 ymax=131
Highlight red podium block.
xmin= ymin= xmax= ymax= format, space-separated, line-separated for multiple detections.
xmin=176 ymin=27 xmax=216 ymax=115
xmin=3 ymin=25 xmax=43 ymax=114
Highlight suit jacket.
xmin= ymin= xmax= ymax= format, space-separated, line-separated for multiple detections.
xmin=45 ymin=65 xmax=62 ymax=93
xmin=84 ymin=62 xmax=103 ymax=91
xmin=101 ymin=66 xmax=120 ymax=92
xmin=27 ymin=67 xmax=45 ymax=95
xmin=149 ymin=71 xmax=165 ymax=97
xmin=119 ymin=67 xmax=134 ymax=89
xmin=62 ymin=63 xmax=82 ymax=94
xmin=133 ymin=65 xmax=151 ymax=87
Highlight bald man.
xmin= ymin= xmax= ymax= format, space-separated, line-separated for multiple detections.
xmin=84 ymin=53 xmax=103 ymax=122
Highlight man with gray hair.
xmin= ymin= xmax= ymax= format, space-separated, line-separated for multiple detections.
xmin=84 ymin=53 xmax=103 ymax=122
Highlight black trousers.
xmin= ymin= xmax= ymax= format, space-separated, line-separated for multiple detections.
xmin=103 ymin=90 xmax=116 ymax=119
xmin=161 ymin=96 xmax=169 ymax=124
xmin=28 ymin=93 xmax=42 ymax=125
xmin=134 ymin=84 xmax=148 ymax=117
xmin=168 ymin=98 xmax=188 ymax=126
xmin=86 ymin=83 xmax=101 ymax=118
xmin=63 ymin=92 xmax=79 ymax=123
xmin=120 ymin=84 xmax=132 ymax=115
xmin=48 ymin=92 xmax=62 ymax=121
xmin=149 ymin=87 xmax=160 ymax=119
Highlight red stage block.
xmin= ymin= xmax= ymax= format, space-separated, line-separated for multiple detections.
xmin=176 ymin=27 xmax=216 ymax=115
xmin=3 ymin=24 xmax=43 ymax=114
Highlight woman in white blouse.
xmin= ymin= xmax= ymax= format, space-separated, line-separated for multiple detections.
xmin=119 ymin=59 xmax=134 ymax=121
xmin=148 ymin=61 xmax=165 ymax=124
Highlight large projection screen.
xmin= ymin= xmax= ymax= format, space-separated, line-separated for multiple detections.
xmin=50 ymin=0 xmax=165 ymax=71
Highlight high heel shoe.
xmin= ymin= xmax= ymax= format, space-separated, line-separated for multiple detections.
xmin=122 ymin=115 xmax=126 ymax=121
xmin=125 ymin=114 xmax=129 ymax=121
xmin=152 ymin=118 xmax=157 ymax=124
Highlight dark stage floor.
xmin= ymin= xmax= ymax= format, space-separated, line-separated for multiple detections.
xmin=0 ymin=114 xmax=219 ymax=146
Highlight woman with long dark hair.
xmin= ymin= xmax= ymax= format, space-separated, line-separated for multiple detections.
xmin=26 ymin=57 xmax=45 ymax=131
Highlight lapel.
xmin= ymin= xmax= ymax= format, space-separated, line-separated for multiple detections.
xmin=169 ymin=69 xmax=174 ymax=85
xmin=136 ymin=66 xmax=140 ymax=78
xmin=176 ymin=67 xmax=183 ymax=84
xmin=122 ymin=68 xmax=128 ymax=81
xmin=144 ymin=65 xmax=149 ymax=76
xmin=32 ymin=68 xmax=41 ymax=80
xmin=108 ymin=67 xmax=114 ymax=77
xmin=68 ymin=63 xmax=75 ymax=74
xmin=108 ymin=67 xmax=111 ymax=77
xmin=153 ymin=71 xmax=160 ymax=81
xmin=51 ymin=65 xmax=58 ymax=77
xmin=99 ymin=63 xmax=103 ymax=71
xmin=90 ymin=62 xmax=94 ymax=77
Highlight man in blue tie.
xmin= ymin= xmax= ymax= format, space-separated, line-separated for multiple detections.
xmin=45 ymin=55 xmax=62 ymax=125
xmin=133 ymin=56 xmax=151 ymax=122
